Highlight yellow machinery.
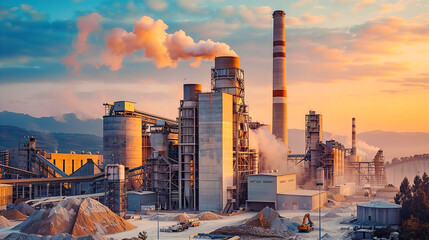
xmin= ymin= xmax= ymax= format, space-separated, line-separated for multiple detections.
xmin=297 ymin=213 xmax=314 ymax=232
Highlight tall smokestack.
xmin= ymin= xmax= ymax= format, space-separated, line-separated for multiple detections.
xmin=352 ymin=117 xmax=356 ymax=155
xmin=272 ymin=10 xmax=288 ymax=147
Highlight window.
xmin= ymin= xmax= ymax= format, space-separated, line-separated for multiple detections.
xmin=63 ymin=159 xmax=65 ymax=172
xmin=53 ymin=159 xmax=56 ymax=165
xmin=72 ymin=160 xmax=74 ymax=173
xmin=81 ymin=159 xmax=83 ymax=166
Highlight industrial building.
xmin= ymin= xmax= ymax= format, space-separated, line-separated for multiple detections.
xmin=0 ymin=184 xmax=12 ymax=209
xmin=127 ymin=191 xmax=156 ymax=211
xmin=47 ymin=152 xmax=103 ymax=175
xmin=246 ymin=172 xmax=326 ymax=211
xmin=357 ymin=201 xmax=401 ymax=226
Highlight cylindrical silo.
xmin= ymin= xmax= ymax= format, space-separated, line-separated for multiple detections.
xmin=272 ymin=10 xmax=288 ymax=146
xmin=103 ymin=115 xmax=142 ymax=169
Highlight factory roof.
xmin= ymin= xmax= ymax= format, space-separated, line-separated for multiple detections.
xmin=127 ymin=191 xmax=155 ymax=195
xmin=278 ymin=189 xmax=325 ymax=196
xmin=250 ymin=172 xmax=296 ymax=177
xmin=358 ymin=201 xmax=401 ymax=209
xmin=0 ymin=184 xmax=12 ymax=187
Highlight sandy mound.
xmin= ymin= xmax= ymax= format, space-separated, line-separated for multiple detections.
xmin=324 ymin=212 xmax=340 ymax=218
xmin=13 ymin=202 xmax=37 ymax=216
xmin=14 ymin=198 xmax=135 ymax=237
xmin=245 ymin=206 xmax=280 ymax=229
xmin=290 ymin=216 xmax=303 ymax=224
xmin=197 ymin=211 xmax=223 ymax=220
xmin=0 ymin=209 xmax=27 ymax=221
xmin=150 ymin=212 xmax=189 ymax=221
xmin=72 ymin=198 xmax=136 ymax=236
xmin=4 ymin=232 xmax=110 ymax=239
xmin=0 ymin=215 xmax=13 ymax=227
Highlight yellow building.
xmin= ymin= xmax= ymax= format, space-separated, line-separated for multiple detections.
xmin=0 ymin=184 xmax=13 ymax=209
xmin=46 ymin=152 xmax=103 ymax=175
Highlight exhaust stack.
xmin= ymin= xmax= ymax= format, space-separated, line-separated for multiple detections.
xmin=272 ymin=10 xmax=288 ymax=147
xmin=352 ymin=118 xmax=356 ymax=156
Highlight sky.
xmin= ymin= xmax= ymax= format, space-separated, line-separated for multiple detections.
xmin=0 ymin=0 xmax=428 ymax=136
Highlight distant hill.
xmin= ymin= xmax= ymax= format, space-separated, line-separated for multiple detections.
xmin=358 ymin=131 xmax=429 ymax=162
xmin=0 ymin=125 xmax=102 ymax=153
xmin=0 ymin=111 xmax=102 ymax=136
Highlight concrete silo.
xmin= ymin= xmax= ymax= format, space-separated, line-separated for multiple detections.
xmin=103 ymin=101 xmax=143 ymax=170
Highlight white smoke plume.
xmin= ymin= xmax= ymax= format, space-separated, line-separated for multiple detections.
xmin=99 ymin=16 xmax=237 ymax=70
xmin=328 ymin=133 xmax=380 ymax=161
xmin=250 ymin=127 xmax=298 ymax=173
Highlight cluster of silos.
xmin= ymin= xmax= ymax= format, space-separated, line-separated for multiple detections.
xmin=103 ymin=102 xmax=143 ymax=170
xmin=332 ymin=147 xmax=345 ymax=185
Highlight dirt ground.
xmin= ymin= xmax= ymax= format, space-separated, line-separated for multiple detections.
xmin=0 ymin=202 xmax=357 ymax=240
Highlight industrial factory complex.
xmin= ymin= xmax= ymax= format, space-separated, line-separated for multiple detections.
xmin=0 ymin=9 xmax=410 ymax=240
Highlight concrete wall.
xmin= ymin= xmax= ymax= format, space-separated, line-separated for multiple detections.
xmin=386 ymin=159 xmax=429 ymax=187
xmin=198 ymin=92 xmax=233 ymax=212
xmin=357 ymin=206 xmax=401 ymax=225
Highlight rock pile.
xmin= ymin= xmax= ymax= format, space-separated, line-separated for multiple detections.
xmin=13 ymin=198 xmax=135 ymax=237
xmin=4 ymin=232 xmax=111 ymax=240
xmin=0 ymin=215 xmax=13 ymax=227
xmin=150 ymin=212 xmax=189 ymax=221
xmin=197 ymin=212 xmax=223 ymax=220
xmin=324 ymin=212 xmax=340 ymax=218
xmin=0 ymin=209 xmax=27 ymax=221
xmin=213 ymin=207 xmax=295 ymax=238
xmin=13 ymin=202 xmax=37 ymax=216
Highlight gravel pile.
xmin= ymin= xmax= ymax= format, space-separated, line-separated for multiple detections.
xmin=150 ymin=212 xmax=189 ymax=221
xmin=0 ymin=215 xmax=13 ymax=227
xmin=13 ymin=198 xmax=135 ymax=237
xmin=324 ymin=212 xmax=340 ymax=218
xmin=213 ymin=207 xmax=295 ymax=238
xmin=0 ymin=209 xmax=28 ymax=221
xmin=13 ymin=202 xmax=37 ymax=216
xmin=4 ymin=232 xmax=111 ymax=240
xmin=197 ymin=211 xmax=223 ymax=220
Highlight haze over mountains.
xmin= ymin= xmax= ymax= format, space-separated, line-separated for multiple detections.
xmin=0 ymin=111 xmax=427 ymax=162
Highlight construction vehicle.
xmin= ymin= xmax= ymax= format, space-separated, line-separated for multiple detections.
xmin=161 ymin=218 xmax=200 ymax=232
xmin=297 ymin=213 xmax=313 ymax=232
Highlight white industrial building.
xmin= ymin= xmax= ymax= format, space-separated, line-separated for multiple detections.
xmin=198 ymin=92 xmax=234 ymax=212
xmin=247 ymin=172 xmax=327 ymax=211
xmin=357 ymin=201 xmax=401 ymax=226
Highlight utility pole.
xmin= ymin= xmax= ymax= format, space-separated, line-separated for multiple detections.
xmin=157 ymin=191 xmax=160 ymax=240
xmin=316 ymin=167 xmax=324 ymax=240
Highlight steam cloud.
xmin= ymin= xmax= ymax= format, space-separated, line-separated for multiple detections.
xmin=250 ymin=127 xmax=290 ymax=173
xmin=100 ymin=16 xmax=237 ymax=70
xmin=62 ymin=13 xmax=102 ymax=72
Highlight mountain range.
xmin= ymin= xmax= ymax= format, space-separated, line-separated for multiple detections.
xmin=0 ymin=111 xmax=427 ymax=162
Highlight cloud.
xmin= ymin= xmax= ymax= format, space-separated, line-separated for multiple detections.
xmin=62 ymin=13 xmax=102 ymax=72
xmin=286 ymin=13 xmax=326 ymax=26
xmin=292 ymin=0 xmax=313 ymax=7
xmin=146 ymin=0 xmax=168 ymax=11
xmin=351 ymin=0 xmax=376 ymax=12
xmin=237 ymin=5 xmax=272 ymax=29
xmin=331 ymin=12 xmax=341 ymax=20
xmin=378 ymin=3 xmax=405 ymax=14
xmin=177 ymin=0 xmax=204 ymax=11
xmin=99 ymin=16 xmax=236 ymax=70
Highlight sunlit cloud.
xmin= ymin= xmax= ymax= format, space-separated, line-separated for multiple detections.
xmin=351 ymin=0 xmax=376 ymax=12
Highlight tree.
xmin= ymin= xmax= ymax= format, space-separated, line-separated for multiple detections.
xmin=138 ymin=231 xmax=148 ymax=240
xmin=395 ymin=177 xmax=411 ymax=205
xmin=422 ymin=172 xmax=429 ymax=196
xmin=412 ymin=175 xmax=423 ymax=194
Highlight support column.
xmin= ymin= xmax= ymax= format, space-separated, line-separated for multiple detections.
xmin=60 ymin=183 xmax=62 ymax=196
xmin=29 ymin=184 xmax=32 ymax=199
xmin=46 ymin=183 xmax=50 ymax=197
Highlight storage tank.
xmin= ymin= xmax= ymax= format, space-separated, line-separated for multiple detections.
xmin=357 ymin=201 xmax=401 ymax=226
xmin=103 ymin=115 xmax=142 ymax=169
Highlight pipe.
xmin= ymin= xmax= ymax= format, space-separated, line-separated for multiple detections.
xmin=352 ymin=118 xmax=356 ymax=156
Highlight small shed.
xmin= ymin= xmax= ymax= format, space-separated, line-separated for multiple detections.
xmin=277 ymin=189 xmax=327 ymax=210
xmin=357 ymin=201 xmax=401 ymax=226
xmin=376 ymin=185 xmax=399 ymax=200
xmin=127 ymin=191 xmax=156 ymax=211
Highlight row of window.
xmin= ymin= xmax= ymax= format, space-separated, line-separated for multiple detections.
xmin=52 ymin=159 xmax=84 ymax=173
